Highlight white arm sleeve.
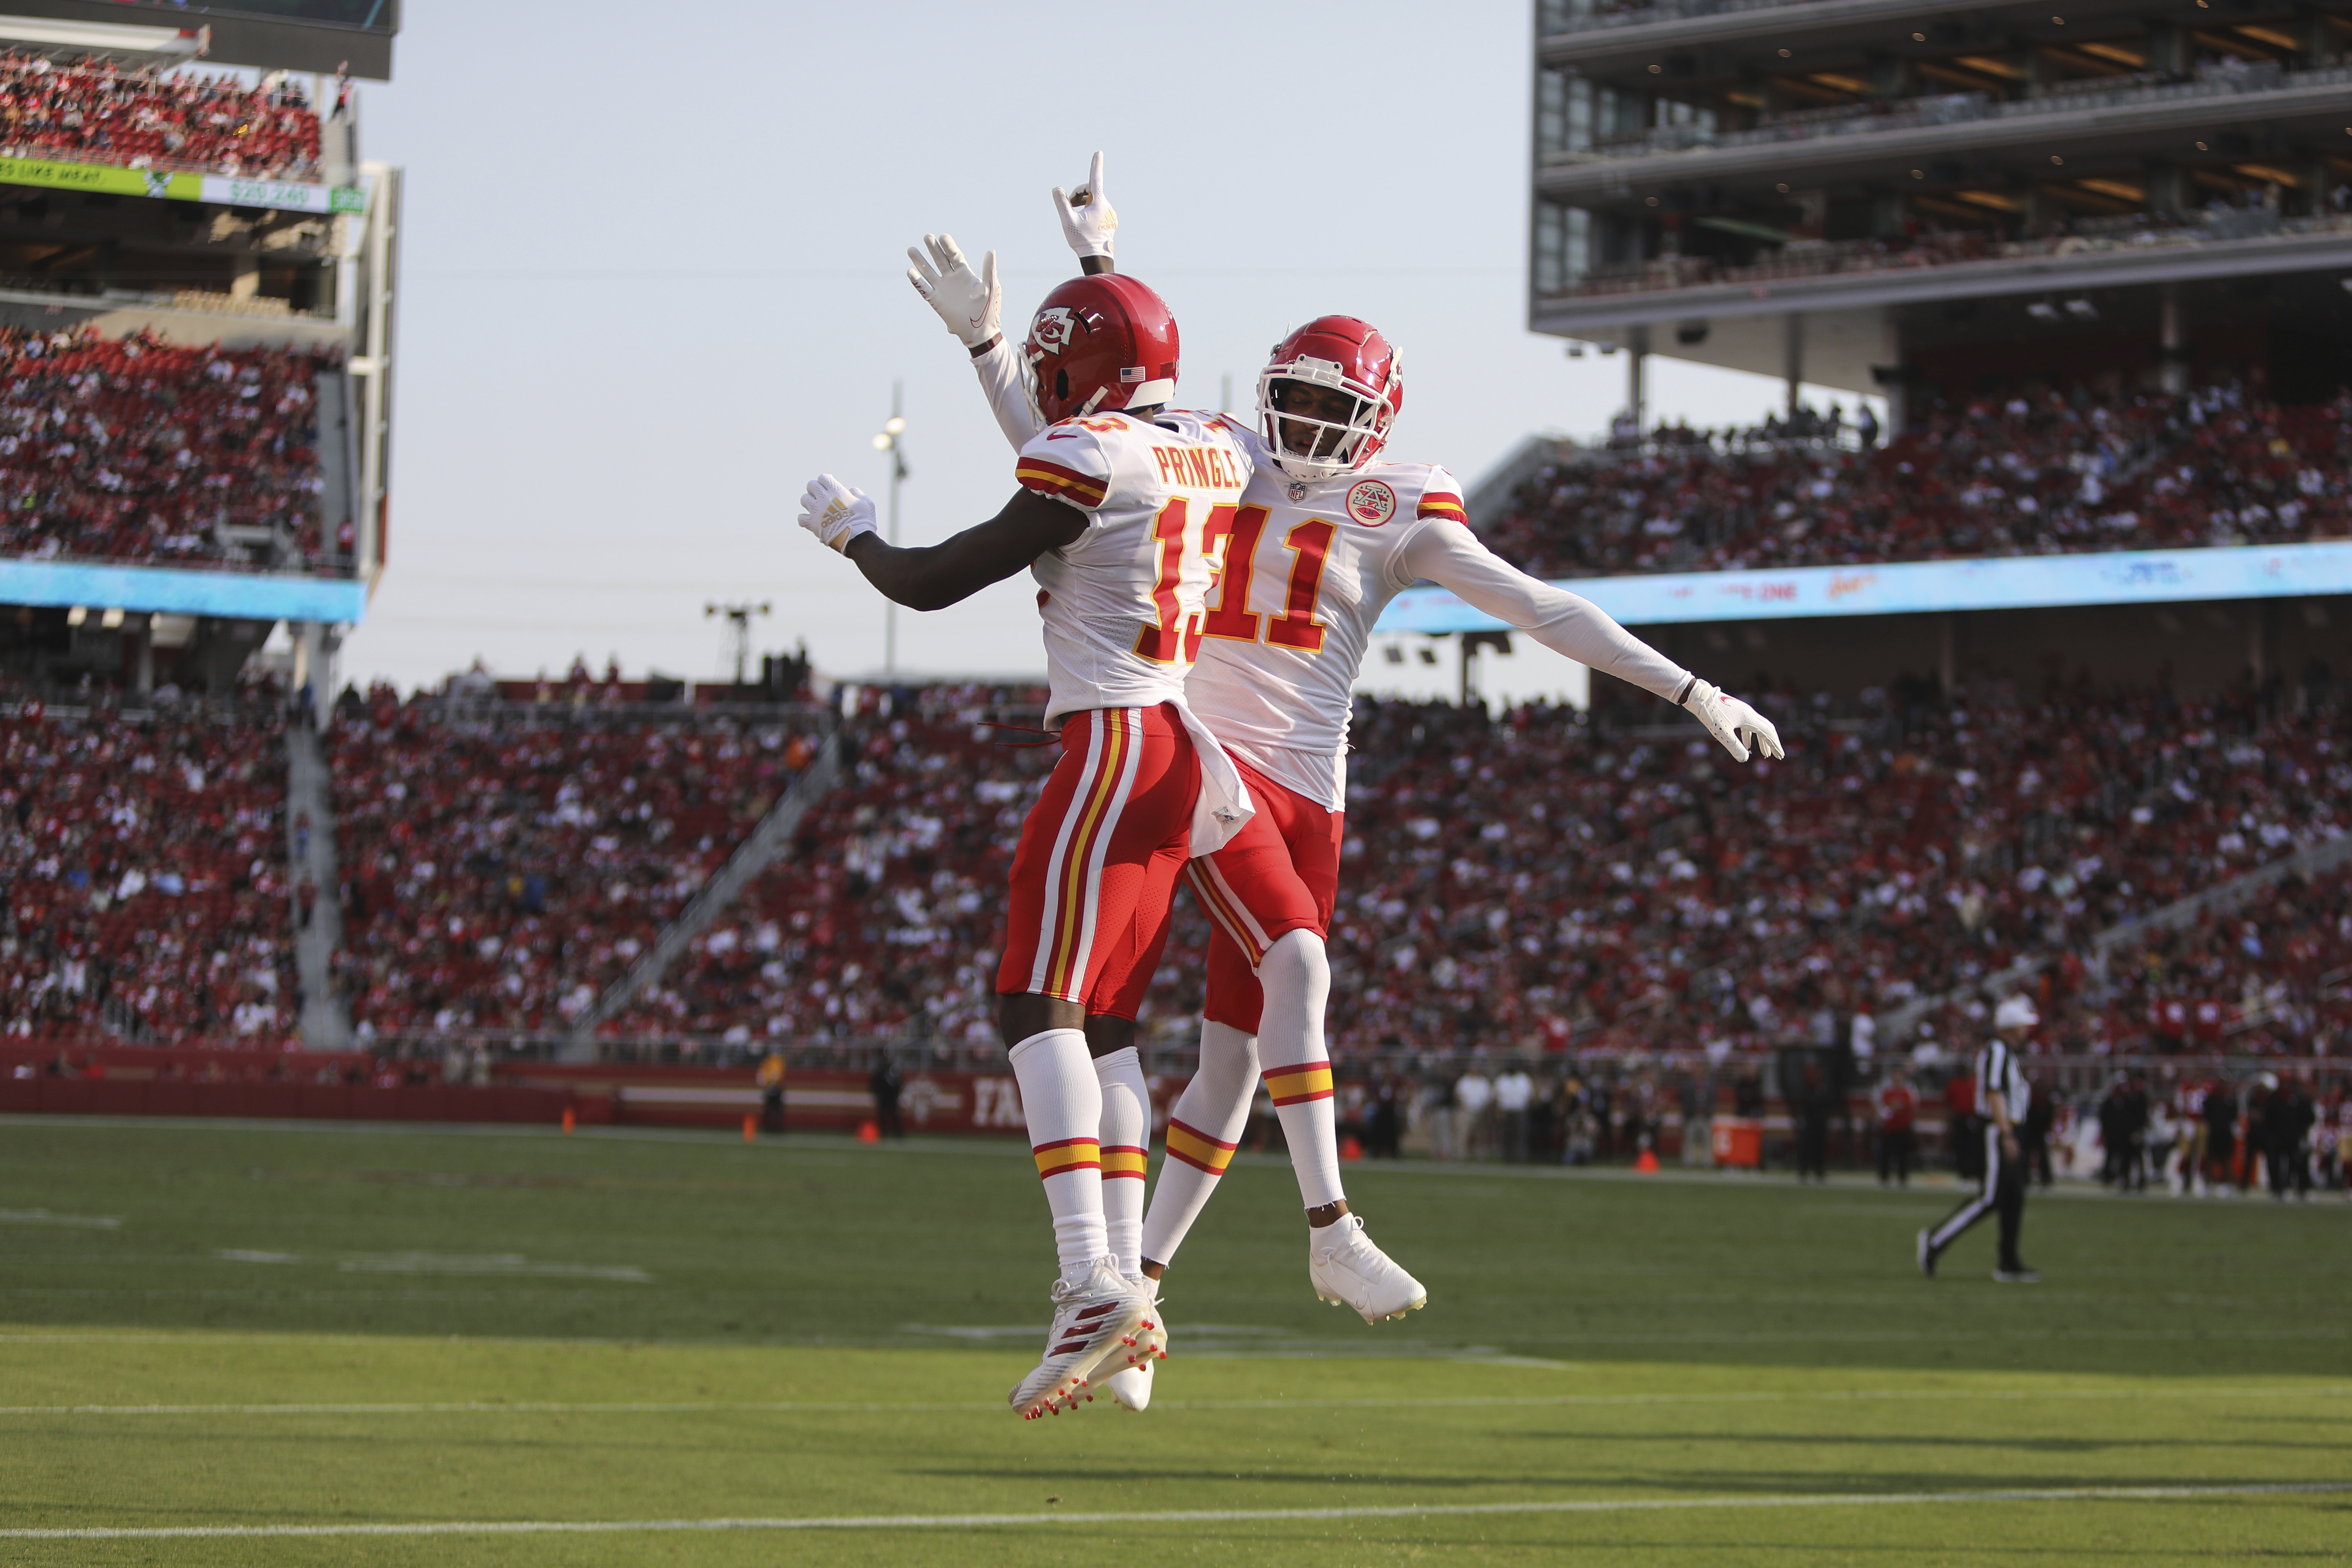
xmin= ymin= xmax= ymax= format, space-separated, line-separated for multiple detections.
xmin=971 ymin=336 xmax=1042 ymax=451
xmin=1403 ymin=521 xmax=1691 ymax=703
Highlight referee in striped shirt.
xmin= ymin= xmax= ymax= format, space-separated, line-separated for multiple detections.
xmin=1917 ymin=996 xmax=2040 ymax=1284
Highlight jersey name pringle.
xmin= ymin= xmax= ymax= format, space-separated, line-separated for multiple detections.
xmin=1183 ymin=433 xmax=1463 ymax=808
xmin=1014 ymin=409 xmax=1251 ymax=727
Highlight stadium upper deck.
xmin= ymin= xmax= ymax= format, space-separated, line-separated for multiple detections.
xmin=0 ymin=14 xmax=398 ymax=700
xmin=1530 ymin=0 xmax=2352 ymax=420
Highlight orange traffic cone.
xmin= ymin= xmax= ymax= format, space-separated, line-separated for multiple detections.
xmin=742 ymin=1114 xmax=757 ymax=1143
xmin=856 ymin=1119 xmax=880 ymax=1144
xmin=1634 ymin=1146 xmax=1660 ymax=1174
xmin=1339 ymin=1134 xmax=1363 ymax=1162
xmin=561 ymin=1105 xmax=576 ymax=1135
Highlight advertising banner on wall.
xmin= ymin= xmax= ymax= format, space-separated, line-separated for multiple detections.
xmin=0 ymin=558 xmax=367 ymax=623
xmin=1376 ymin=541 xmax=2352 ymax=633
xmin=0 ymin=152 xmax=365 ymax=214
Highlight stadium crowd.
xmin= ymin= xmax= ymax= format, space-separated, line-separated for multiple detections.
xmin=0 ymin=53 xmax=321 ymax=181
xmin=1325 ymin=677 xmax=2350 ymax=1060
xmin=0 ymin=328 xmax=342 ymax=574
xmin=572 ymin=672 xmax=2350 ymax=1081
xmin=1488 ymin=380 xmax=2352 ymax=577
xmin=610 ymin=684 xmax=1057 ymax=1047
xmin=0 ymin=661 xmax=2341 ymax=1197
xmin=326 ymin=685 xmax=823 ymax=1038
xmin=0 ymin=684 xmax=294 ymax=1044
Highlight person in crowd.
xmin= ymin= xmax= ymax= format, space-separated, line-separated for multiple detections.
xmin=2264 ymin=1074 xmax=2314 ymax=1200
xmin=1793 ymin=1056 xmax=1832 ymax=1183
xmin=869 ymin=1053 xmax=904 ymax=1140
xmin=1874 ymin=1068 xmax=1918 ymax=1187
xmin=1679 ymin=1067 xmax=1712 ymax=1168
xmin=2205 ymin=1077 xmax=2241 ymax=1195
xmin=1422 ymin=1069 xmax=1458 ymax=1163
xmin=1455 ymin=1064 xmax=1495 ymax=1163
xmin=756 ymin=1051 xmax=787 ymax=1134
xmin=1947 ymin=1061 xmax=1982 ymax=1183
xmin=1365 ymin=1073 xmax=1402 ymax=1160
xmin=1493 ymin=1060 xmax=1535 ymax=1164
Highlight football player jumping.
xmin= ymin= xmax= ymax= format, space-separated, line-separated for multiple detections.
xmin=797 ymin=263 xmax=1259 ymax=1420
xmin=899 ymin=153 xmax=1783 ymax=1412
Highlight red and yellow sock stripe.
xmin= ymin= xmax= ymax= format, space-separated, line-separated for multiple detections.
xmin=1032 ymin=1136 xmax=1102 ymax=1180
xmin=1264 ymin=1062 xmax=1334 ymax=1106
xmin=1163 ymin=1118 xmax=1237 ymax=1177
xmin=1101 ymin=1144 xmax=1149 ymax=1181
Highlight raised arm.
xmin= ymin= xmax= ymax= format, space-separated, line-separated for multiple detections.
xmin=797 ymin=475 xmax=1083 ymax=611
xmin=907 ymin=233 xmax=1041 ymax=450
xmin=1403 ymin=521 xmax=1784 ymax=763
xmin=906 ymin=153 xmax=1122 ymax=452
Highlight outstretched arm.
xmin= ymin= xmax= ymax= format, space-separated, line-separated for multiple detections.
xmin=799 ymin=474 xmax=1084 ymax=611
xmin=1403 ymin=521 xmax=1784 ymax=762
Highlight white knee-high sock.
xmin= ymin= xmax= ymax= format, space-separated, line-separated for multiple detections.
xmin=1257 ymin=928 xmax=1345 ymax=1213
xmin=1140 ymin=1020 xmax=1258 ymax=1268
xmin=1093 ymin=1046 xmax=1150 ymax=1277
xmin=1007 ymin=1028 xmax=1106 ymax=1277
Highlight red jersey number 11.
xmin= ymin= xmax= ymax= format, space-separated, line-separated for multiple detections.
xmin=1197 ymin=504 xmax=1334 ymax=655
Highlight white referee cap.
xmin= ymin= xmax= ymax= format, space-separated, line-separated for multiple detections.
xmin=1993 ymin=995 xmax=2040 ymax=1031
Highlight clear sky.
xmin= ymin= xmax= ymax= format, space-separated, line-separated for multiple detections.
xmin=337 ymin=0 xmax=1866 ymax=696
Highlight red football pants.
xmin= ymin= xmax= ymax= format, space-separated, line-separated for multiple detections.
xmin=1182 ymin=755 xmax=1341 ymax=1035
xmin=996 ymin=703 xmax=1200 ymax=1020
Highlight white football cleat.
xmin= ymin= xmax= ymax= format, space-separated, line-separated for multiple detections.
xmin=1103 ymin=1278 xmax=1166 ymax=1411
xmin=1309 ymin=1213 xmax=1427 ymax=1323
xmin=1007 ymin=1260 xmax=1160 ymax=1420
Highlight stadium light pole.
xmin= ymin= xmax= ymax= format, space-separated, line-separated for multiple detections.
xmin=871 ymin=382 xmax=908 ymax=678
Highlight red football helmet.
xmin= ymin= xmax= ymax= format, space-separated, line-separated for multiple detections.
xmin=1257 ymin=315 xmax=1403 ymax=481
xmin=1021 ymin=273 xmax=1181 ymax=426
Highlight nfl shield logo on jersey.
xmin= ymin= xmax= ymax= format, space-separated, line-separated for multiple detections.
xmin=1286 ymin=481 xmax=1310 ymax=503
xmin=1346 ymin=479 xmax=1398 ymax=526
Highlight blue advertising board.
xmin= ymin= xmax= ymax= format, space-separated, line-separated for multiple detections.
xmin=0 ymin=559 xmax=367 ymax=624
xmin=1375 ymin=541 xmax=2352 ymax=634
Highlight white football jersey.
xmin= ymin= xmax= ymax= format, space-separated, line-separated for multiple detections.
xmin=1183 ymin=438 xmax=1466 ymax=808
xmin=973 ymin=339 xmax=1690 ymax=811
xmin=1014 ymin=409 xmax=1250 ymax=727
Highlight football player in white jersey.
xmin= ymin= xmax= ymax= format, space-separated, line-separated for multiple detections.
xmin=908 ymin=155 xmax=1783 ymax=1411
xmin=797 ymin=267 xmax=1260 ymax=1419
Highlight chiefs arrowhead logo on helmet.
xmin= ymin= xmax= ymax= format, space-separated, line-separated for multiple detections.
xmin=1022 ymin=274 xmax=1182 ymax=425
xmin=1029 ymin=305 xmax=1090 ymax=355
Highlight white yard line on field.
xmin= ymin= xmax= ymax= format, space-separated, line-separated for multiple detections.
xmin=0 ymin=1382 xmax=2341 ymax=1418
xmin=3 ymin=1481 xmax=2348 ymax=1539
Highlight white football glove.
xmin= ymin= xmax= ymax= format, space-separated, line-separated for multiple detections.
xmin=1052 ymin=149 xmax=1117 ymax=261
xmin=797 ymin=474 xmax=877 ymax=555
xmin=906 ymin=232 xmax=999 ymax=349
xmin=1682 ymin=679 xmax=1785 ymax=764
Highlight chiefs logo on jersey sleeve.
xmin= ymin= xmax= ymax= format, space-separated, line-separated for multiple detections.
xmin=1345 ymin=479 xmax=1398 ymax=527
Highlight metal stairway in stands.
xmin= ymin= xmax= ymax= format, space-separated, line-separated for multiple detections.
xmin=563 ymin=728 xmax=843 ymax=1060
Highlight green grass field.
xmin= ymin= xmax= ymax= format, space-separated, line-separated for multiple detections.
xmin=1 ymin=1115 xmax=2346 ymax=1566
